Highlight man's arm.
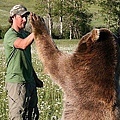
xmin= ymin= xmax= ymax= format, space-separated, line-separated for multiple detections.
xmin=14 ymin=32 xmax=34 ymax=49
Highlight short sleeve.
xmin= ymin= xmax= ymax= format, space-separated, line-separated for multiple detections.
xmin=4 ymin=28 xmax=19 ymax=48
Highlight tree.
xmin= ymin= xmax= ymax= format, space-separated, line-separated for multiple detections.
xmin=62 ymin=0 xmax=94 ymax=39
xmin=98 ymin=0 xmax=120 ymax=35
xmin=35 ymin=0 xmax=54 ymax=36
xmin=34 ymin=0 xmax=96 ymax=39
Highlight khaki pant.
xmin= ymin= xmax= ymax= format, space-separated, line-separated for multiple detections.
xmin=6 ymin=82 xmax=39 ymax=120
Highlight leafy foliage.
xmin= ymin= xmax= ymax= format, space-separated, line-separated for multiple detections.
xmin=0 ymin=25 xmax=10 ymax=39
xmin=34 ymin=0 xmax=95 ymax=39
xmin=0 ymin=0 xmax=120 ymax=39
xmin=98 ymin=0 xmax=120 ymax=34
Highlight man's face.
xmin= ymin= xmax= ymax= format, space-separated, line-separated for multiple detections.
xmin=13 ymin=14 xmax=28 ymax=29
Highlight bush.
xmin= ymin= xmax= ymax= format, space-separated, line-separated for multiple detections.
xmin=0 ymin=25 xmax=10 ymax=39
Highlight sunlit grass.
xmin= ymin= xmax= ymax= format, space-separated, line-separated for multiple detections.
xmin=0 ymin=39 xmax=79 ymax=120
xmin=0 ymin=48 xmax=8 ymax=120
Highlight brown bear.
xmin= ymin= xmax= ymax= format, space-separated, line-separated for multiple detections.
xmin=30 ymin=14 xmax=120 ymax=120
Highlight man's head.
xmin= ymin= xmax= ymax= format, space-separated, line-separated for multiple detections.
xmin=9 ymin=5 xmax=30 ymax=30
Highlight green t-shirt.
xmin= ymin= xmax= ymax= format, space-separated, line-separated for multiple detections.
xmin=4 ymin=28 xmax=34 ymax=83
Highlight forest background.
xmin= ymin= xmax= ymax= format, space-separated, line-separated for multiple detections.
xmin=0 ymin=0 xmax=120 ymax=40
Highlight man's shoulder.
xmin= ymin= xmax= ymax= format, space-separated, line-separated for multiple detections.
xmin=5 ymin=28 xmax=17 ymax=37
xmin=4 ymin=28 xmax=19 ymax=45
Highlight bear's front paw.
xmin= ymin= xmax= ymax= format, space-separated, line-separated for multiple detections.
xmin=91 ymin=29 xmax=100 ymax=42
xmin=30 ymin=13 xmax=47 ymax=34
xmin=30 ymin=14 xmax=41 ymax=27
xmin=30 ymin=14 xmax=49 ymax=35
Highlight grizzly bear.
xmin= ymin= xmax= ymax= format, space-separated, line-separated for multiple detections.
xmin=30 ymin=14 xmax=120 ymax=120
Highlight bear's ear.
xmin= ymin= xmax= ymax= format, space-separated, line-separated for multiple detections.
xmin=90 ymin=29 xmax=100 ymax=42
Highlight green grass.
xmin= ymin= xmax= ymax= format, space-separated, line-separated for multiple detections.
xmin=54 ymin=39 xmax=79 ymax=53
xmin=0 ymin=39 xmax=79 ymax=120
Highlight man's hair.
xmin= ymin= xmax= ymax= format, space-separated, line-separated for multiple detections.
xmin=8 ymin=17 xmax=13 ymax=24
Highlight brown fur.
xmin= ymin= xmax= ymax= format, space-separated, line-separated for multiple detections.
xmin=30 ymin=14 xmax=119 ymax=120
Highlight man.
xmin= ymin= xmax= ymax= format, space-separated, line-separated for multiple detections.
xmin=4 ymin=4 xmax=43 ymax=120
